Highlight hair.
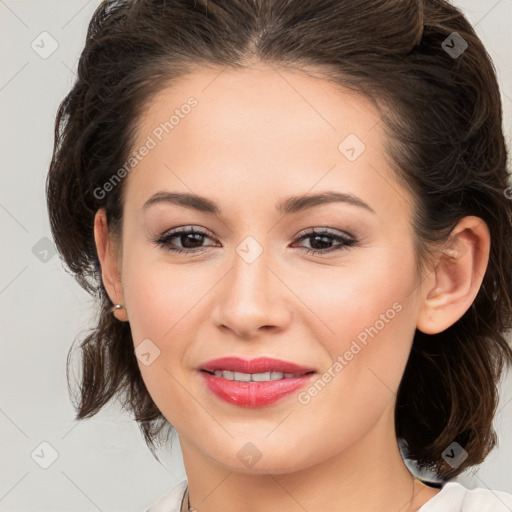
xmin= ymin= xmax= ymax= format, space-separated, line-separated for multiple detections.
xmin=46 ymin=0 xmax=512 ymax=481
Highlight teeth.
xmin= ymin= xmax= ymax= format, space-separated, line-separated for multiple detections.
xmin=211 ymin=370 xmax=302 ymax=382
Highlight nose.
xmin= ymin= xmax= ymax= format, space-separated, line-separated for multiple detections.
xmin=213 ymin=245 xmax=292 ymax=339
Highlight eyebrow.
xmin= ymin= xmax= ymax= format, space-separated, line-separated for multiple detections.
xmin=143 ymin=190 xmax=376 ymax=215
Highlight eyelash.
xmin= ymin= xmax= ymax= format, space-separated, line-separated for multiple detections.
xmin=152 ymin=226 xmax=357 ymax=256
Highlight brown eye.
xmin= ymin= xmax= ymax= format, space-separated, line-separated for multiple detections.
xmin=153 ymin=226 xmax=218 ymax=254
xmin=293 ymin=229 xmax=357 ymax=256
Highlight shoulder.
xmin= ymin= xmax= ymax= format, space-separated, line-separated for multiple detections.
xmin=144 ymin=479 xmax=188 ymax=512
xmin=418 ymin=481 xmax=512 ymax=512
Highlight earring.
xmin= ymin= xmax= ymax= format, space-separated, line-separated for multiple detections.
xmin=109 ymin=304 xmax=124 ymax=314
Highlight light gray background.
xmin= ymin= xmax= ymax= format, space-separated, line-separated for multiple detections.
xmin=1 ymin=1 xmax=511 ymax=511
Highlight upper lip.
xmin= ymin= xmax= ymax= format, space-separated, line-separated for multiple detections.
xmin=199 ymin=357 xmax=316 ymax=375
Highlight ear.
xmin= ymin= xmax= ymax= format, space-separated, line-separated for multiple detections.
xmin=93 ymin=208 xmax=128 ymax=322
xmin=416 ymin=216 xmax=490 ymax=335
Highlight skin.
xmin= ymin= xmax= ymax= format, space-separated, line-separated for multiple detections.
xmin=94 ymin=62 xmax=490 ymax=512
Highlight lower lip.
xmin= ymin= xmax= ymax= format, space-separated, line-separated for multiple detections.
xmin=199 ymin=371 xmax=315 ymax=407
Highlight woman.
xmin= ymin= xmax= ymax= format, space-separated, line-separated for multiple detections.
xmin=46 ymin=0 xmax=512 ymax=510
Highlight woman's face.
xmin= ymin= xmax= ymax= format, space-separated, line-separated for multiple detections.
xmin=110 ymin=64 xmax=429 ymax=473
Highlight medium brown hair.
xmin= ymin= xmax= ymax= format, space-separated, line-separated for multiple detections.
xmin=46 ymin=0 xmax=512 ymax=481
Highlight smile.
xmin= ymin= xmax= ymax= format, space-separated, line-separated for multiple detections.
xmin=204 ymin=370 xmax=305 ymax=381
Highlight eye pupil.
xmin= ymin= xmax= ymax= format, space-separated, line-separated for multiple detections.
xmin=182 ymin=232 xmax=204 ymax=248
xmin=310 ymin=235 xmax=332 ymax=250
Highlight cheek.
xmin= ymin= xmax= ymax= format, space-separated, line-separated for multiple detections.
xmin=313 ymin=249 xmax=418 ymax=397
xmin=121 ymin=249 xmax=204 ymax=342
xmin=122 ymin=229 xmax=418 ymax=410
xmin=312 ymin=259 xmax=411 ymax=343
xmin=120 ymin=257 xmax=201 ymax=418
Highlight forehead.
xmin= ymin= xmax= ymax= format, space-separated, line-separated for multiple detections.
xmin=124 ymin=64 xmax=413 ymax=221
xmin=135 ymin=63 xmax=380 ymax=147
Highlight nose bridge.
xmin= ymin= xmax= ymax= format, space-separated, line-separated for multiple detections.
xmin=229 ymin=235 xmax=271 ymax=309
xmin=215 ymin=233 xmax=289 ymax=336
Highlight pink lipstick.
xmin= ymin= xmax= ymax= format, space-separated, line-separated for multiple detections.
xmin=198 ymin=356 xmax=316 ymax=407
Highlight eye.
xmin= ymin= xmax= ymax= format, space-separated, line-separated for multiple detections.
xmin=152 ymin=226 xmax=218 ymax=254
xmin=152 ymin=226 xmax=357 ymax=256
xmin=291 ymin=228 xmax=357 ymax=256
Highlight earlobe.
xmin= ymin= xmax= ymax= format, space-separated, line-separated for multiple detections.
xmin=93 ymin=208 xmax=128 ymax=322
xmin=416 ymin=216 xmax=490 ymax=335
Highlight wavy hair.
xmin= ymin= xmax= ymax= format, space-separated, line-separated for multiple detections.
xmin=46 ymin=0 xmax=512 ymax=480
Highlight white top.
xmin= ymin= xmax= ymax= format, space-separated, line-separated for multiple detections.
xmin=144 ymin=479 xmax=512 ymax=512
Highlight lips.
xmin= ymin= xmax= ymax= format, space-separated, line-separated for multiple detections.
xmin=198 ymin=356 xmax=316 ymax=375
xmin=198 ymin=356 xmax=317 ymax=407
